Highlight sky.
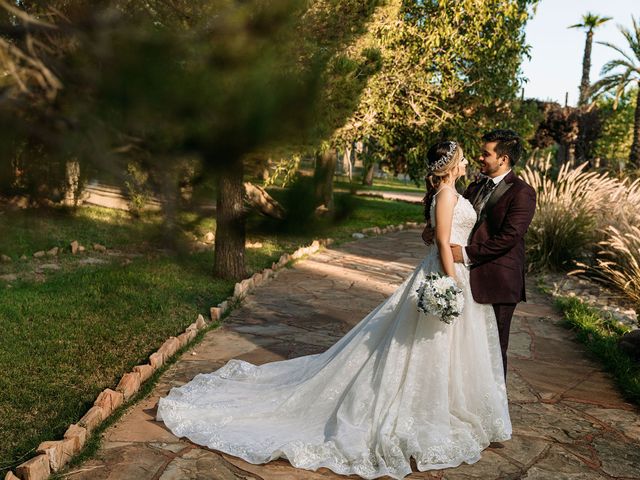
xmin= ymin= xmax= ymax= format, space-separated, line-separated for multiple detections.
xmin=521 ymin=0 xmax=638 ymax=106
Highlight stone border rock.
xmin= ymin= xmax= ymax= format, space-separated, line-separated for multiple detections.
xmin=539 ymin=272 xmax=638 ymax=330
xmin=0 ymin=240 xmax=98 ymax=264
xmin=6 ymin=220 xmax=423 ymax=480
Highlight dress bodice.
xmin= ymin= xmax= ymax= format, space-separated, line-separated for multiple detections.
xmin=429 ymin=189 xmax=477 ymax=246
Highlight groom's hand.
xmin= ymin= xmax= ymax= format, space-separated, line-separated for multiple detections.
xmin=451 ymin=244 xmax=463 ymax=263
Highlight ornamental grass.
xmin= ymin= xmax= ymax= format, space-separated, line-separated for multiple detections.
xmin=522 ymin=162 xmax=640 ymax=310
xmin=592 ymin=222 xmax=640 ymax=308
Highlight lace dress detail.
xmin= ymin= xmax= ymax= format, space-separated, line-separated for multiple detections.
xmin=157 ymin=193 xmax=511 ymax=479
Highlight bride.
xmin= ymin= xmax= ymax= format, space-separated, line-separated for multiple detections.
xmin=157 ymin=141 xmax=511 ymax=479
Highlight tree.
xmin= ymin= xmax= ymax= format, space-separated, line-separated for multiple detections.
xmin=304 ymin=1 xmax=382 ymax=210
xmin=335 ymin=0 xmax=539 ymax=183
xmin=530 ymin=101 xmax=601 ymax=168
xmin=569 ymin=12 xmax=611 ymax=107
xmin=593 ymin=87 xmax=636 ymax=170
xmin=594 ymin=16 xmax=640 ymax=170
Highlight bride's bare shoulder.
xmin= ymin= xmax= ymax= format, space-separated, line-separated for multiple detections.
xmin=434 ymin=186 xmax=459 ymax=205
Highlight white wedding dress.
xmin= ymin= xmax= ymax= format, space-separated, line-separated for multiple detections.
xmin=157 ymin=191 xmax=511 ymax=479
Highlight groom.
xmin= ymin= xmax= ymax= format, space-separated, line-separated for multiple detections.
xmin=452 ymin=129 xmax=536 ymax=378
xmin=423 ymin=129 xmax=536 ymax=378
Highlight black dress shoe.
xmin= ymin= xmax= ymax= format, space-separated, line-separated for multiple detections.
xmin=489 ymin=441 xmax=505 ymax=449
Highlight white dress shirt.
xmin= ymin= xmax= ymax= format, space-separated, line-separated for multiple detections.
xmin=462 ymin=170 xmax=511 ymax=266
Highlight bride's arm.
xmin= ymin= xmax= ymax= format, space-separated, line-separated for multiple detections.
xmin=434 ymin=189 xmax=457 ymax=281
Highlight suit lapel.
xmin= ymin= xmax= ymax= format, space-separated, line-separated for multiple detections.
xmin=484 ymin=174 xmax=513 ymax=213
xmin=473 ymin=171 xmax=515 ymax=232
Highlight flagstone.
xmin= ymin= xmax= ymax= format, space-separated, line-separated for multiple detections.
xmin=530 ymin=336 xmax=599 ymax=367
xmin=103 ymin=397 xmax=180 ymax=443
xmin=221 ymin=454 xmax=354 ymax=479
xmin=509 ymin=401 xmax=602 ymax=443
xmin=520 ymin=316 xmax=575 ymax=342
xmin=580 ymin=405 xmax=640 ymax=442
xmin=149 ymin=442 xmax=188 ymax=454
xmin=435 ymin=450 xmax=521 ymax=479
xmin=592 ymin=432 xmax=640 ymax=478
xmin=493 ymin=434 xmax=549 ymax=469
xmin=510 ymin=357 xmax=595 ymax=401
xmin=561 ymin=371 xmax=634 ymax=408
xmin=506 ymin=372 xmax=540 ymax=404
xmin=159 ymin=449 xmax=260 ymax=480
xmin=508 ymin=331 xmax=533 ymax=359
xmin=521 ymin=445 xmax=608 ymax=479
xmin=66 ymin=443 xmax=170 ymax=480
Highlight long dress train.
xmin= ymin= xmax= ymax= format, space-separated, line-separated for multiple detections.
xmin=157 ymin=192 xmax=511 ymax=479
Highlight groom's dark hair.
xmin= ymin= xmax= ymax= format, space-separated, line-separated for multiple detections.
xmin=482 ymin=129 xmax=523 ymax=166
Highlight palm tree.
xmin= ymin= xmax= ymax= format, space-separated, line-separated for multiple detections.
xmin=594 ymin=16 xmax=640 ymax=169
xmin=569 ymin=13 xmax=612 ymax=106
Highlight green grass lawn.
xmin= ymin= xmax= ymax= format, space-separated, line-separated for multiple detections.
xmin=334 ymin=174 xmax=423 ymax=194
xmin=0 ymin=193 xmax=422 ymax=475
xmin=0 ymin=206 xmax=165 ymax=258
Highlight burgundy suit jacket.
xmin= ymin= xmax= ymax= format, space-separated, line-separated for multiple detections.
xmin=463 ymin=171 xmax=536 ymax=304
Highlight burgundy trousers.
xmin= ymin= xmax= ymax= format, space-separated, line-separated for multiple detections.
xmin=492 ymin=303 xmax=517 ymax=379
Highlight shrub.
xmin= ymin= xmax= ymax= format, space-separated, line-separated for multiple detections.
xmin=124 ymin=161 xmax=153 ymax=217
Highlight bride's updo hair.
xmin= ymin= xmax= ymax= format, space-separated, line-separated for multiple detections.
xmin=422 ymin=140 xmax=463 ymax=222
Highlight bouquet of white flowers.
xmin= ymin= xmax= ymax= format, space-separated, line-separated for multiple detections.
xmin=416 ymin=272 xmax=464 ymax=324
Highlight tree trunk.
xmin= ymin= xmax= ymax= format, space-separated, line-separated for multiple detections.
xmin=557 ymin=142 xmax=576 ymax=166
xmin=566 ymin=143 xmax=576 ymax=166
xmin=362 ymin=161 xmax=375 ymax=186
xmin=243 ymin=181 xmax=285 ymax=219
xmin=214 ymin=160 xmax=246 ymax=281
xmin=64 ymin=160 xmax=80 ymax=206
xmin=340 ymin=146 xmax=352 ymax=180
xmin=160 ymin=165 xmax=179 ymax=248
xmin=313 ymin=148 xmax=336 ymax=210
xmin=575 ymin=122 xmax=587 ymax=167
xmin=556 ymin=143 xmax=566 ymax=165
xmin=630 ymin=87 xmax=640 ymax=170
xmin=578 ymin=31 xmax=593 ymax=107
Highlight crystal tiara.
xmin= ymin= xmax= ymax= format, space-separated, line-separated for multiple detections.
xmin=428 ymin=141 xmax=458 ymax=172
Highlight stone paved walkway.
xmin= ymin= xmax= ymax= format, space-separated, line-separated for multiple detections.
xmin=66 ymin=230 xmax=640 ymax=480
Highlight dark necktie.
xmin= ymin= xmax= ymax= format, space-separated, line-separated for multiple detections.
xmin=473 ymin=178 xmax=497 ymax=214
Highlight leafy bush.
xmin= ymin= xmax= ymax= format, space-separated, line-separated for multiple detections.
xmin=261 ymin=175 xmax=319 ymax=234
xmin=124 ymin=161 xmax=153 ymax=217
